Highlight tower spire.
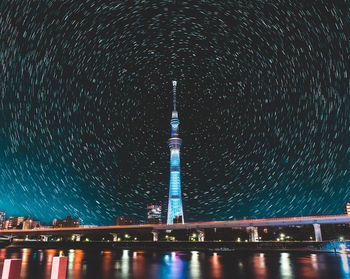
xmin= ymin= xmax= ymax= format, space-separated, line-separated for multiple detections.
xmin=172 ymin=80 xmax=177 ymax=112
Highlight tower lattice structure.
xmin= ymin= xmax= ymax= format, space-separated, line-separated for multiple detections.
xmin=167 ymin=81 xmax=184 ymax=225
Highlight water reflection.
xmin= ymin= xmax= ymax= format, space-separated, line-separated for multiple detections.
xmin=102 ymin=251 xmax=112 ymax=278
xmin=0 ymin=249 xmax=6 ymax=260
xmin=340 ymin=253 xmax=350 ymax=276
xmin=210 ymin=252 xmax=222 ymax=279
xmin=0 ymin=248 xmax=5 ymax=272
xmin=0 ymin=248 xmax=349 ymax=278
xmin=44 ymin=249 xmax=57 ymax=278
xmin=68 ymin=249 xmax=75 ymax=271
xmin=190 ymin=251 xmax=200 ymax=279
xmin=67 ymin=249 xmax=84 ymax=279
xmin=162 ymin=251 xmax=185 ymax=279
xmin=251 ymin=253 xmax=266 ymax=279
xmin=310 ymin=254 xmax=319 ymax=271
xmin=132 ymin=251 xmax=146 ymax=278
xmin=280 ymin=253 xmax=292 ymax=279
xmin=299 ymin=254 xmax=318 ymax=278
xmin=121 ymin=250 xmax=130 ymax=279
xmin=20 ymin=248 xmax=30 ymax=278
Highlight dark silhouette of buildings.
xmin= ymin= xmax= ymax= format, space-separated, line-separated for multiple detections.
xmin=116 ymin=216 xmax=135 ymax=226
xmin=52 ymin=216 xmax=80 ymax=228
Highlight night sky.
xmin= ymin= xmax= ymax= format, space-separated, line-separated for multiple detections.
xmin=1 ymin=1 xmax=350 ymax=225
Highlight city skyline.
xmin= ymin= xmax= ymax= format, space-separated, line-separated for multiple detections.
xmin=1 ymin=1 xmax=349 ymax=225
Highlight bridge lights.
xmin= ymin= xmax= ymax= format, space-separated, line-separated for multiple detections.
xmin=190 ymin=233 xmax=197 ymax=242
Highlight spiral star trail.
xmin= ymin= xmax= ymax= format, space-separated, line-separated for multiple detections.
xmin=0 ymin=1 xmax=349 ymax=225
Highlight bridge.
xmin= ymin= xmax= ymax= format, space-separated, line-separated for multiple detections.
xmin=1 ymin=214 xmax=350 ymax=242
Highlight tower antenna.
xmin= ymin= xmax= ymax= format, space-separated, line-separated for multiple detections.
xmin=172 ymin=80 xmax=177 ymax=111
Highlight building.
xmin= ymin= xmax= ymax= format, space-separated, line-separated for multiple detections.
xmin=167 ymin=81 xmax=184 ymax=224
xmin=147 ymin=203 xmax=162 ymax=224
xmin=3 ymin=220 xmax=9 ymax=230
xmin=3 ymin=216 xmax=39 ymax=230
xmin=6 ymin=216 xmax=26 ymax=229
xmin=116 ymin=216 xmax=135 ymax=226
xmin=17 ymin=217 xmax=25 ymax=227
xmin=22 ymin=218 xmax=40 ymax=230
xmin=52 ymin=216 xmax=80 ymax=228
xmin=346 ymin=203 xmax=350 ymax=215
xmin=0 ymin=211 xmax=5 ymax=229
xmin=22 ymin=218 xmax=33 ymax=230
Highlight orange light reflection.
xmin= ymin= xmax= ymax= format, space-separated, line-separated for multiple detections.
xmin=20 ymin=248 xmax=31 ymax=278
xmin=251 ymin=253 xmax=267 ymax=279
xmin=102 ymin=250 xmax=112 ymax=278
xmin=211 ymin=253 xmax=222 ymax=279
xmin=132 ymin=251 xmax=146 ymax=278
xmin=44 ymin=249 xmax=57 ymax=278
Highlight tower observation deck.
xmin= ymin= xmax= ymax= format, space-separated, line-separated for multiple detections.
xmin=167 ymin=81 xmax=184 ymax=225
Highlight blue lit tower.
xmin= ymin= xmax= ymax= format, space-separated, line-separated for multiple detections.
xmin=167 ymin=81 xmax=184 ymax=225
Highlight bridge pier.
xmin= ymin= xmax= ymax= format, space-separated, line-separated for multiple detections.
xmin=152 ymin=231 xmax=159 ymax=242
xmin=197 ymin=230 xmax=205 ymax=242
xmin=73 ymin=234 xmax=81 ymax=242
xmin=313 ymin=224 xmax=322 ymax=242
xmin=110 ymin=233 xmax=118 ymax=242
xmin=247 ymin=227 xmax=259 ymax=242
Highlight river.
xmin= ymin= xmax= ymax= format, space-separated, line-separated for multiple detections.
xmin=1 ymin=248 xmax=350 ymax=278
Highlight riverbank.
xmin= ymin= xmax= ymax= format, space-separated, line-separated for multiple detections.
xmin=6 ymin=240 xmax=348 ymax=253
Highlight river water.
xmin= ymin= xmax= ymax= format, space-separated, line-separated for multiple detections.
xmin=1 ymin=248 xmax=350 ymax=279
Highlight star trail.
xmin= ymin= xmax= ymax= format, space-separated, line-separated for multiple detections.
xmin=0 ymin=1 xmax=349 ymax=225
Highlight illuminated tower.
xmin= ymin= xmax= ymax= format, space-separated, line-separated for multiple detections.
xmin=167 ymin=80 xmax=184 ymax=225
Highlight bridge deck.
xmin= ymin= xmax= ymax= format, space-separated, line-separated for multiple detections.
xmin=1 ymin=214 xmax=350 ymax=236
